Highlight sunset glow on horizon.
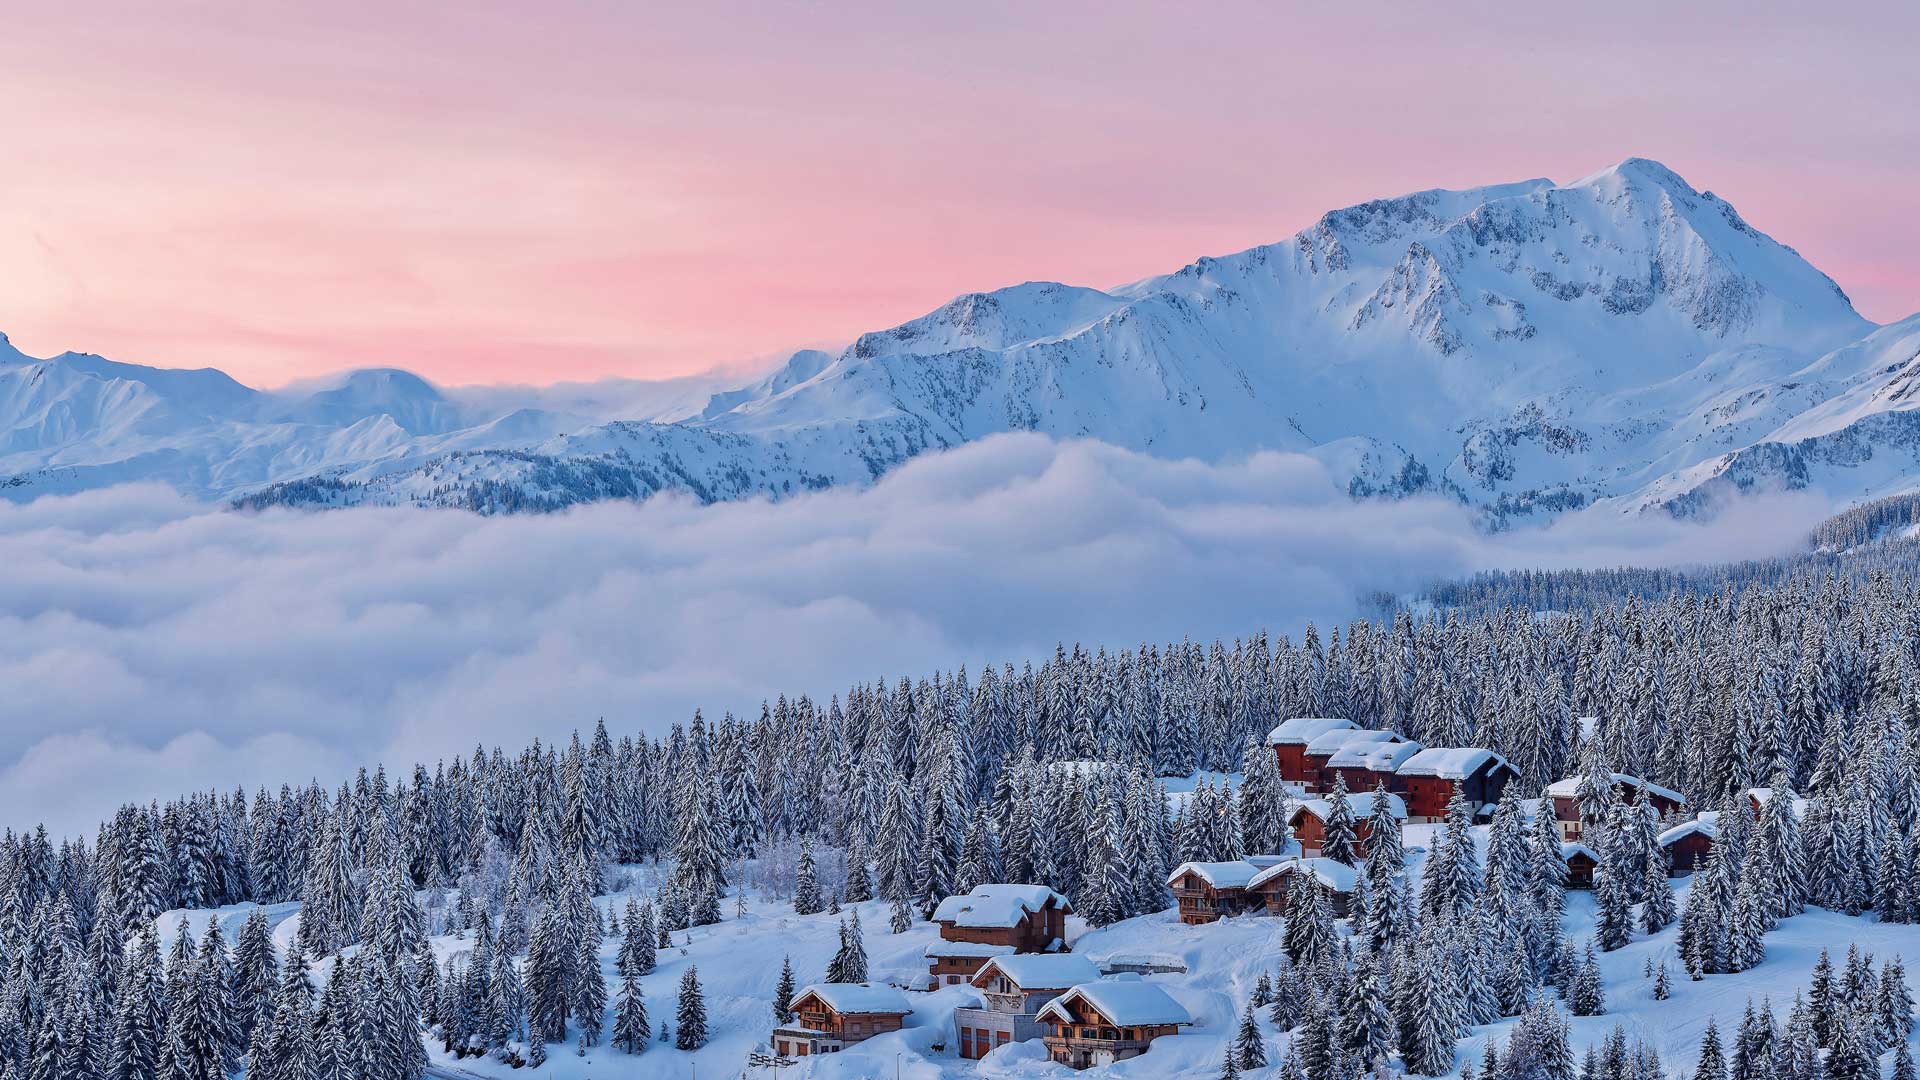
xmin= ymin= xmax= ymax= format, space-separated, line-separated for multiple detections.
xmin=4 ymin=1 xmax=1915 ymax=388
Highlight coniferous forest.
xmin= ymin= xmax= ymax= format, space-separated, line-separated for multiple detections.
xmin=5 ymin=541 xmax=1920 ymax=1079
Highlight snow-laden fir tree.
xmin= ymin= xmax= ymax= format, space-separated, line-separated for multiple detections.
xmin=1235 ymin=999 xmax=1267 ymax=1069
xmin=842 ymin=832 xmax=874 ymax=904
xmin=1341 ymin=953 xmax=1393 ymax=1072
xmin=1569 ymin=941 xmax=1605 ymax=1017
xmin=1238 ymin=736 xmax=1291 ymax=855
xmin=572 ymin=934 xmax=605 ymax=1048
xmin=793 ymin=837 xmax=825 ymax=915
xmin=611 ymin=971 xmax=649 ymax=1054
xmin=773 ymin=956 xmax=796 ymax=1024
xmin=1420 ymin=786 xmax=1482 ymax=929
xmin=619 ymin=899 xmax=657 ymax=977
xmin=674 ymin=966 xmax=707 ymax=1051
xmin=1319 ymin=774 xmax=1359 ymax=867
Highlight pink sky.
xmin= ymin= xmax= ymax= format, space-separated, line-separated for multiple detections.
xmin=3 ymin=1 xmax=1915 ymax=388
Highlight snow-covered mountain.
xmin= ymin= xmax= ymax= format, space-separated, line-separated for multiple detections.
xmin=5 ymin=158 xmax=1915 ymax=520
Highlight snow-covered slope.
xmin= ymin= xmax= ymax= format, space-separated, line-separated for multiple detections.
xmin=5 ymin=158 xmax=1913 ymax=519
xmin=160 ymin=827 xmax=1920 ymax=1080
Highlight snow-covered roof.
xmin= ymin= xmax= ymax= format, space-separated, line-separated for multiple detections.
xmin=972 ymin=954 xmax=1102 ymax=991
xmin=1035 ymin=975 xmax=1194 ymax=1028
xmin=1659 ymin=819 xmax=1719 ymax=846
xmin=1395 ymin=747 xmax=1508 ymax=779
xmin=1266 ymin=717 xmax=1355 ymax=746
xmin=1166 ymin=860 xmax=1261 ymax=890
xmin=1305 ymin=728 xmax=1396 ymax=755
xmin=1247 ymin=857 xmax=1361 ymax=894
xmin=793 ymin=983 xmax=913 ymax=1016
xmin=924 ymin=940 xmax=1017 ymax=959
xmin=932 ymin=884 xmax=1071 ymax=927
xmin=1293 ymin=792 xmax=1406 ymax=822
xmin=1559 ymin=842 xmax=1598 ymax=863
xmin=1327 ymin=739 xmax=1425 ymax=772
xmin=1543 ymin=772 xmax=1685 ymax=805
xmin=1245 ymin=842 xmax=1303 ymax=866
xmin=1746 ymin=788 xmax=1810 ymax=818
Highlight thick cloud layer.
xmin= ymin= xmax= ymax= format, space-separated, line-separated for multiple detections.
xmin=0 ymin=435 xmax=1827 ymax=836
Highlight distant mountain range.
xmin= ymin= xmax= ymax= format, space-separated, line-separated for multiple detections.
xmin=5 ymin=157 xmax=1917 ymax=522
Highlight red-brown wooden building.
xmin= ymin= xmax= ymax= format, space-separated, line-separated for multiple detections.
xmin=1322 ymin=738 xmax=1425 ymax=795
xmin=1544 ymin=773 xmax=1687 ymax=841
xmin=1391 ymin=748 xmax=1517 ymax=822
xmin=955 ymin=954 xmax=1101 ymax=1059
xmin=926 ymin=884 xmax=1072 ymax=984
xmin=1301 ymin=729 xmax=1403 ymax=792
xmin=1036 ymin=975 xmax=1193 ymax=1070
xmin=1560 ymin=842 xmax=1598 ymax=889
xmin=1247 ymin=857 xmax=1359 ymax=917
xmin=1658 ymin=819 xmax=1717 ymax=876
xmin=1266 ymin=718 xmax=1358 ymax=786
xmin=771 ymin=984 xmax=912 ymax=1058
xmin=1166 ymin=861 xmax=1265 ymax=925
xmin=1289 ymin=792 xmax=1406 ymax=856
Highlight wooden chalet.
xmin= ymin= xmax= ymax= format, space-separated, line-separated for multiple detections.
xmin=1560 ymin=842 xmax=1598 ymax=889
xmin=955 ymin=954 xmax=1101 ymax=1059
xmin=1301 ymin=729 xmax=1402 ymax=792
xmin=1658 ymin=819 xmax=1717 ymax=876
xmin=1746 ymin=787 xmax=1809 ymax=820
xmin=1247 ymin=857 xmax=1359 ymax=917
xmin=1543 ymin=773 xmax=1686 ymax=841
xmin=771 ymin=983 xmax=912 ymax=1058
xmin=1391 ymin=748 xmax=1517 ymax=822
xmin=1166 ymin=860 xmax=1265 ymax=925
xmin=1267 ymin=718 xmax=1357 ymax=786
xmin=1322 ymin=738 xmax=1425 ymax=796
xmin=1036 ymin=975 xmax=1193 ymax=1070
xmin=1289 ymin=791 xmax=1406 ymax=857
xmin=926 ymin=884 xmax=1072 ymax=985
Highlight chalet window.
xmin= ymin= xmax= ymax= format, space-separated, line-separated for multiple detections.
xmin=960 ymin=1031 xmax=974 ymax=1058
xmin=1101 ymin=1028 xmax=1118 ymax=1040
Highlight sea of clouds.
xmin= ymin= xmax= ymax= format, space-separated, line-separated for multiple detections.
xmin=0 ymin=434 xmax=1828 ymax=837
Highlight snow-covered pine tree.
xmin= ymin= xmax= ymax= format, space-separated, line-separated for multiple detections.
xmin=1282 ymin=874 xmax=1335 ymax=967
xmin=525 ymin=905 xmax=572 ymax=1045
xmin=1640 ymin=845 xmax=1676 ymax=934
xmin=793 ymin=837 xmax=825 ymax=915
xmin=1341 ymin=954 xmax=1393 ymax=1072
xmin=842 ymin=831 xmax=875 ymax=904
xmin=889 ymin=888 xmax=913 ymax=934
xmin=1320 ymin=774 xmax=1359 ymax=867
xmin=1238 ymin=737 xmax=1290 ymax=855
xmin=674 ymin=966 xmax=707 ymax=1051
xmin=232 ymin=907 xmax=280 ymax=1052
xmin=573 ymin=934 xmax=606 ymax=1048
xmin=1235 ymin=999 xmax=1268 ymax=1069
xmin=1398 ymin=937 xmax=1460 ymax=1075
xmin=773 ymin=956 xmax=796 ymax=1024
xmin=1569 ymin=941 xmax=1605 ymax=1016
xmin=1420 ymin=786 xmax=1482 ymax=929
xmin=612 ymin=971 xmax=649 ymax=1054
xmin=105 ymin=921 xmax=166 ymax=1080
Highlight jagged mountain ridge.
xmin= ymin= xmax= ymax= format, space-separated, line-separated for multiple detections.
xmin=3 ymin=158 xmax=1912 ymax=519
